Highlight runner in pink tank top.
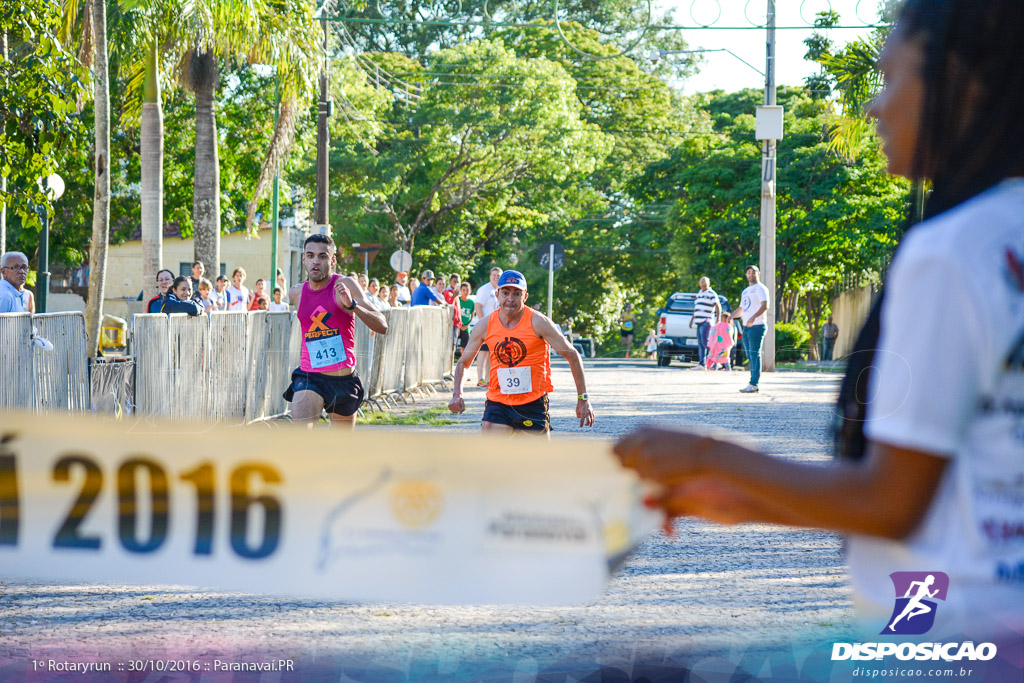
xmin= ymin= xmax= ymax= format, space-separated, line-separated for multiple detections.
xmin=283 ymin=233 xmax=388 ymax=427
xmin=297 ymin=273 xmax=357 ymax=373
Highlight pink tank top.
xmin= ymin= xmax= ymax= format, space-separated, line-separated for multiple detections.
xmin=298 ymin=274 xmax=357 ymax=372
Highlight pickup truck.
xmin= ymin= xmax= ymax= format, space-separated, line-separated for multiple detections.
xmin=655 ymin=292 xmax=745 ymax=367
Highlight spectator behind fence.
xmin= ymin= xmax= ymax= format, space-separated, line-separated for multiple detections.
xmin=443 ymin=274 xmax=460 ymax=303
xmin=213 ymin=275 xmax=228 ymax=311
xmin=147 ymin=269 xmax=175 ymax=313
xmin=269 ymin=288 xmax=289 ymax=312
xmin=411 ymin=269 xmax=446 ymax=307
xmin=197 ymin=278 xmax=215 ymax=313
xmin=357 ymin=273 xmax=368 ymax=292
xmin=376 ymin=282 xmax=392 ymax=309
xmin=389 ymin=284 xmax=401 ymax=307
xmin=248 ymin=278 xmax=267 ymax=311
xmin=456 ymin=281 xmax=474 ymax=355
xmin=276 ymin=268 xmax=287 ymax=294
xmin=0 ymin=251 xmax=31 ymax=313
xmin=226 ymin=267 xmax=249 ymax=312
xmin=473 ymin=267 xmax=502 ymax=388
xmin=366 ymin=278 xmax=387 ymax=311
xmin=256 ymin=297 xmax=269 ymax=311
xmin=394 ymin=271 xmax=411 ymax=304
xmin=189 ymin=261 xmax=205 ymax=301
xmin=160 ymin=277 xmax=203 ymax=315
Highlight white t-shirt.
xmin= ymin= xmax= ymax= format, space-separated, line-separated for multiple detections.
xmin=395 ymin=283 xmax=411 ymax=304
xmin=739 ymin=282 xmax=770 ymax=326
xmin=268 ymin=301 xmax=290 ymax=312
xmin=849 ymin=180 xmax=1024 ymax=639
xmin=225 ymin=285 xmax=249 ymax=312
xmin=475 ymin=282 xmax=499 ymax=319
xmin=212 ymin=288 xmax=228 ymax=311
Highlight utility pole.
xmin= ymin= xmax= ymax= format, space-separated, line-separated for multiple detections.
xmin=759 ymin=0 xmax=777 ymax=372
xmin=270 ymin=81 xmax=281 ymax=291
xmin=314 ymin=17 xmax=331 ymax=230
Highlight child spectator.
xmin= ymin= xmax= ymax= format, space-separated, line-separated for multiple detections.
xmin=705 ymin=310 xmax=734 ymax=370
xmin=269 ymin=287 xmax=289 ymax=312
xmin=160 ymin=277 xmax=203 ymax=315
xmin=226 ymin=268 xmax=249 ymax=312
xmin=248 ymin=278 xmax=267 ymax=311
xmin=256 ymin=297 xmax=269 ymax=311
xmin=213 ymin=275 xmax=229 ymax=311
xmin=197 ymin=277 xmax=215 ymax=313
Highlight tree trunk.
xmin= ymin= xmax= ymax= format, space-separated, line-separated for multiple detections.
xmin=192 ymin=53 xmax=220 ymax=277
xmin=140 ymin=40 xmax=163 ymax=301
xmin=85 ymin=0 xmax=110 ymax=358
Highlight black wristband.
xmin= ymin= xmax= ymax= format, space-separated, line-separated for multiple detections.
xmin=345 ymin=300 xmax=357 ymax=311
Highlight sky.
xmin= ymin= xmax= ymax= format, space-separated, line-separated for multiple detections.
xmin=654 ymin=0 xmax=884 ymax=94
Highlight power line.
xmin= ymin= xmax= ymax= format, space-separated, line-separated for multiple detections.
xmin=320 ymin=16 xmax=885 ymax=32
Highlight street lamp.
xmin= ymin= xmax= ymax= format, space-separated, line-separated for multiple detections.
xmin=37 ymin=173 xmax=65 ymax=314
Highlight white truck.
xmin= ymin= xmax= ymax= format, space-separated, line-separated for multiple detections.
xmin=655 ymin=292 xmax=745 ymax=367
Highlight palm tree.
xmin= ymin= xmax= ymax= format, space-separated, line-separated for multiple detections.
xmin=184 ymin=0 xmax=321 ymax=274
xmin=86 ymin=0 xmax=110 ymax=357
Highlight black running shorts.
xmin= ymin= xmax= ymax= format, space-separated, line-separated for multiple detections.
xmin=482 ymin=395 xmax=550 ymax=433
xmin=283 ymin=369 xmax=365 ymax=416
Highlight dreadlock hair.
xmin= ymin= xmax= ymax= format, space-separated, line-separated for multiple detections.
xmin=834 ymin=0 xmax=1024 ymax=461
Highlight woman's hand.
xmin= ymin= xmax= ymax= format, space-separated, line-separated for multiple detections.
xmin=613 ymin=426 xmax=720 ymax=487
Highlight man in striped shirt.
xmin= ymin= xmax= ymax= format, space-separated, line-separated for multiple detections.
xmin=689 ymin=277 xmax=721 ymax=369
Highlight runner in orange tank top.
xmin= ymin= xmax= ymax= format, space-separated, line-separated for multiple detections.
xmin=448 ymin=270 xmax=595 ymax=437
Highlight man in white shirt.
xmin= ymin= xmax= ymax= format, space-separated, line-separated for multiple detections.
xmin=0 ymin=252 xmax=30 ymax=313
xmin=731 ymin=265 xmax=770 ymax=393
xmin=473 ymin=267 xmax=502 ymax=387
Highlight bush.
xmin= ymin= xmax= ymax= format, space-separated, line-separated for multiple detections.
xmin=775 ymin=322 xmax=811 ymax=361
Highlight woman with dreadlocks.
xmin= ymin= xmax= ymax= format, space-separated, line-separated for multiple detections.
xmin=615 ymin=0 xmax=1024 ymax=639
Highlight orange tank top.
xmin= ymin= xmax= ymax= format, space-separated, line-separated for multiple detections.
xmin=485 ymin=307 xmax=553 ymax=405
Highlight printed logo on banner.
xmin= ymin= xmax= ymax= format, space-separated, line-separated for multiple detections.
xmin=882 ymin=572 xmax=949 ymax=635
xmin=390 ymin=481 xmax=444 ymax=528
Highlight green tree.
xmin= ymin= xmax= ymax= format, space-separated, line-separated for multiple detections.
xmin=645 ymin=88 xmax=908 ymax=354
xmin=320 ymin=38 xmax=609 ymax=262
xmin=184 ymin=0 xmax=321 ymax=279
xmin=0 ymin=0 xmax=87 ymax=248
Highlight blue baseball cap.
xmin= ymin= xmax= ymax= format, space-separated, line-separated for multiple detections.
xmin=496 ymin=270 xmax=527 ymax=291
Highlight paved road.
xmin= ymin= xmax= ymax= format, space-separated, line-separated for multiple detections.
xmin=0 ymin=360 xmax=854 ymax=679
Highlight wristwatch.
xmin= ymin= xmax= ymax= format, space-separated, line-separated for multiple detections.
xmin=578 ymin=393 xmax=589 ymax=401
xmin=345 ymin=300 xmax=357 ymax=311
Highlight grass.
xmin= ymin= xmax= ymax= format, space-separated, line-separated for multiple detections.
xmin=775 ymin=361 xmax=846 ymax=373
xmin=360 ymin=405 xmax=459 ymax=426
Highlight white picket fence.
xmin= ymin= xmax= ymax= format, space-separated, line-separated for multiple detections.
xmin=0 ymin=307 xmax=455 ymax=421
